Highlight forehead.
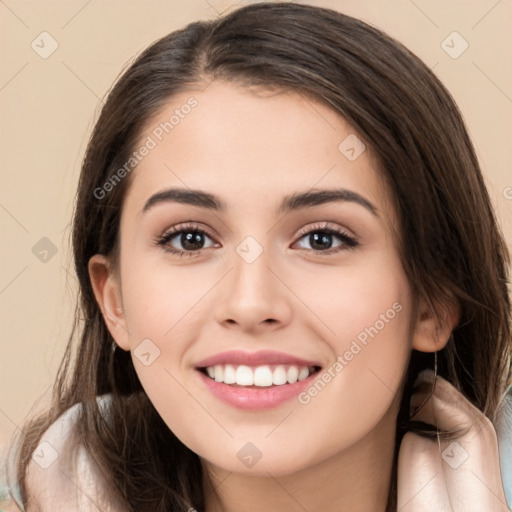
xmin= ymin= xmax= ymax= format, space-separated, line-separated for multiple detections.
xmin=123 ymin=80 xmax=393 ymax=220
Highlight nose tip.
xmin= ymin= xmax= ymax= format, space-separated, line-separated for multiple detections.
xmin=214 ymin=252 xmax=293 ymax=333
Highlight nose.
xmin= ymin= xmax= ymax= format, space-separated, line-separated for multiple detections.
xmin=214 ymin=245 xmax=293 ymax=334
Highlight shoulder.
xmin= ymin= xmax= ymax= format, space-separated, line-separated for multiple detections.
xmin=23 ymin=395 xmax=124 ymax=512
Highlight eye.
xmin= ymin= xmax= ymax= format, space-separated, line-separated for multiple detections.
xmin=154 ymin=221 xmax=359 ymax=258
xmin=293 ymin=222 xmax=359 ymax=254
xmin=154 ymin=222 xmax=219 ymax=257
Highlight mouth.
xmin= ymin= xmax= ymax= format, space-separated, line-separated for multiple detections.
xmin=194 ymin=350 xmax=322 ymax=410
xmin=198 ymin=364 xmax=322 ymax=387
xmin=194 ymin=350 xmax=323 ymax=410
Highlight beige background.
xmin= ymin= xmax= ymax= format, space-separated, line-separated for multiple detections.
xmin=1 ymin=0 xmax=511 ymax=450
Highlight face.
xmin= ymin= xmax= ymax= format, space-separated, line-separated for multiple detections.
xmin=93 ymin=81 xmax=419 ymax=477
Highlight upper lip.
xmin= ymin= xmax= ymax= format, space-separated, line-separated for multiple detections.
xmin=195 ymin=350 xmax=322 ymax=368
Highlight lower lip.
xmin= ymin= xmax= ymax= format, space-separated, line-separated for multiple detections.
xmin=196 ymin=370 xmax=317 ymax=410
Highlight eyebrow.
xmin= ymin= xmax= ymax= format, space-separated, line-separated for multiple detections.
xmin=141 ymin=187 xmax=378 ymax=217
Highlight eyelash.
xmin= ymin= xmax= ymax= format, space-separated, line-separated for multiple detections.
xmin=154 ymin=221 xmax=359 ymax=258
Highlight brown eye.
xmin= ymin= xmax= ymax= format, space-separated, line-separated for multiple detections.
xmin=294 ymin=223 xmax=359 ymax=254
xmin=155 ymin=223 xmax=218 ymax=257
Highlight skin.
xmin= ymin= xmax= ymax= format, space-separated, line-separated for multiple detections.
xmin=87 ymin=81 xmax=494 ymax=511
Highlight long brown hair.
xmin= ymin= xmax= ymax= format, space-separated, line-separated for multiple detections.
xmin=14 ymin=2 xmax=511 ymax=510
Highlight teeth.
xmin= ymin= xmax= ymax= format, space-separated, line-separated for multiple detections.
xmin=298 ymin=367 xmax=309 ymax=381
xmin=203 ymin=364 xmax=316 ymax=386
xmin=223 ymin=364 xmax=236 ymax=384
xmin=236 ymin=365 xmax=254 ymax=386
xmin=254 ymin=366 xmax=273 ymax=387
xmin=214 ymin=365 xmax=224 ymax=382
xmin=286 ymin=366 xmax=299 ymax=384
xmin=272 ymin=365 xmax=287 ymax=385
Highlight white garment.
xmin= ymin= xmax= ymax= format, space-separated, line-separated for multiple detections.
xmin=5 ymin=390 xmax=512 ymax=511
xmin=6 ymin=396 xmax=123 ymax=512
xmin=497 ymin=387 xmax=512 ymax=507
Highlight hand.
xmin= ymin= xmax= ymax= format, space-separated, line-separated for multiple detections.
xmin=397 ymin=370 xmax=510 ymax=511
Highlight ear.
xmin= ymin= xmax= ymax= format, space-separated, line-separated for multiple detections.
xmin=88 ymin=254 xmax=130 ymax=351
xmin=411 ymin=292 xmax=460 ymax=353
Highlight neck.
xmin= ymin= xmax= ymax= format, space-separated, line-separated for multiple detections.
xmin=202 ymin=409 xmax=398 ymax=512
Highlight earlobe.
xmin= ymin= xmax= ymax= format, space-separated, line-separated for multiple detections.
xmin=411 ymin=294 xmax=460 ymax=353
xmin=88 ymin=254 xmax=130 ymax=351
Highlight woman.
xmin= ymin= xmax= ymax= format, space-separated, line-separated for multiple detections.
xmin=8 ymin=2 xmax=511 ymax=511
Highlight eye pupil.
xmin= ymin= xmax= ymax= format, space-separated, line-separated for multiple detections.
xmin=182 ymin=231 xmax=204 ymax=250
xmin=310 ymin=232 xmax=333 ymax=250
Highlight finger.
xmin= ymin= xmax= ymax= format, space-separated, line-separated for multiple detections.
xmin=410 ymin=371 xmax=493 ymax=438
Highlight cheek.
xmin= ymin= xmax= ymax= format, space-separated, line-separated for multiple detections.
xmin=118 ymin=261 xmax=219 ymax=400
xmin=120 ymin=259 xmax=212 ymax=343
xmin=298 ymin=252 xmax=412 ymax=356
xmin=293 ymin=253 xmax=413 ymax=422
xmin=118 ymin=264 xmax=213 ymax=441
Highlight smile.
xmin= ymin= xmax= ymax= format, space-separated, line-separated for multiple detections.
xmin=201 ymin=364 xmax=318 ymax=386
xmin=195 ymin=350 xmax=323 ymax=410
